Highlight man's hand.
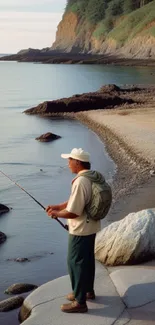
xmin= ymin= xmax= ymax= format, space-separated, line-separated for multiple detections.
xmin=46 ymin=206 xmax=58 ymax=219
xmin=46 ymin=205 xmax=59 ymax=213
xmin=46 ymin=206 xmax=78 ymax=220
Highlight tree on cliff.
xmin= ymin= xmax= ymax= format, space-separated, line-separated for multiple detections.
xmin=85 ymin=0 xmax=109 ymax=24
xmin=106 ymin=0 xmax=124 ymax=16
xmin=66 ymin=0 xmax=154 ymax=17
xmin=66 ymin=0 xmax=89 ymax=16
xmin=123 ymin=0 xmax=153 ymax=12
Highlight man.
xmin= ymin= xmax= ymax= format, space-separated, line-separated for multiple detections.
xmin=46 ymin=148 xmax=101 ymax=313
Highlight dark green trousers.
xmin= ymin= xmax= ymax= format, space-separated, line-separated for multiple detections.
xmin=67 ymin=233 xmax=96 ymax=304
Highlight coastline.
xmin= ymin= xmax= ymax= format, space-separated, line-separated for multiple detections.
xmin=23 ymin=82 xmax=155 ymax=223
xmin=19 ymin=106 xmax=155 ymax=325
xmin=74 ymin=108 xmax=155 ymax=222
xmin=1 ymin=52 xmax=155 ymax=67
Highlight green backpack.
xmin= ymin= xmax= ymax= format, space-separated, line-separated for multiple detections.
xmin=79 ymin=171 xmax=112 ymax=222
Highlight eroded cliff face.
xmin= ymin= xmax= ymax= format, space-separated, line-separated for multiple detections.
xmin=52 ymin=12 xmax=95 ymax=53
xmin=52 ymin=12 xmax=155 ymax=58
xmin=52 ymin=12 xmax=79 ymax=52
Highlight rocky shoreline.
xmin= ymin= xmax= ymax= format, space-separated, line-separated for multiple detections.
xmin=24 ymin=84 xmax=155 ymax=116
xmin=76 ymin=112 xmax=150 ymax=205
xmin=1 ymin=51 xmax=155 ymax=66
xmin=24 ymin=84 xmax=155 ymax=222
xmin=76 ymin=109 xmax=155 ymax=224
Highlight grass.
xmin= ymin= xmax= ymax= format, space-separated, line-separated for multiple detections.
xmin=93 ymin=21 xmax=107 ymax=39
xmin=108 ymin=1 xmax=155 ymax=45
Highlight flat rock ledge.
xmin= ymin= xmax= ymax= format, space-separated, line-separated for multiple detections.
xmin=19 ymin=262 xmax=155 ymax=325
xmin=0 ymin=231 xmax=7 ymax=244
xmin=24 ymin=84 xmax=137 ymax=116
xmin=19 ymin=263 xmax=125 ymax=325
xmin=0 ymin=296 xmax=24 ymax=312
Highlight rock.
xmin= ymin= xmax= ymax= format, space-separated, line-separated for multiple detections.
xmin=99 ymin=84 xmax=120 ymax=93
xmin=7 ymin=251 xmax=54 ymax=263
xmin=5 ymin=283 xmax=38 ymax=295
xmin=7 ymin=257 xmax=30 ymax=262
xmin=25 ymin=92 xmax=134 ymax=115
xmin=35 ymin=132 xmax=61 ymax=142
xmin=0 ymin=296 xmax=24 ymax=312
xmin=0 ymin=232 xmax=7 ymax=244
xmin=15 ymin=258 xmax=30 ymax=262
xmin=0 ymin=203 xmax=9 ymax=214
xmin=150 ymin=169 xmax=155 ymax=176
xmin=95 ymin=208 xmax=155 ymax=266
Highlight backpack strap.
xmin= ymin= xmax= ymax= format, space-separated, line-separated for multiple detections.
xmin=71 ymin=173 xmax=91 ymax=223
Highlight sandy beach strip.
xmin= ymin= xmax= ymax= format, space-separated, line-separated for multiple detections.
xmin=75 ymin=107 xmax=155 ymax=222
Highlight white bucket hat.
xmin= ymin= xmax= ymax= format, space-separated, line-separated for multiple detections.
xmin=61 ymin=148 xmax=90 ymax=162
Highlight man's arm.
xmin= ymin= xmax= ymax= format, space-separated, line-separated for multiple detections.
xmin=46 ymin=201 xmax=68 ymax=213
xmin=47 ymin=208 xmax=78 ymax=220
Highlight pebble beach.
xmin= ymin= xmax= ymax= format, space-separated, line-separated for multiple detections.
xmin=75 ymin=105 xmax=155 ymax=222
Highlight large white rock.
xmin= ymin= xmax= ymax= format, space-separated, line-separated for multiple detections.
xmin=95 ymin=209 xmax=155 ymax=265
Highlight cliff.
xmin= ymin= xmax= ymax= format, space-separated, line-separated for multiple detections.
xmin=52 ymin=0 xmax=155 ymax=59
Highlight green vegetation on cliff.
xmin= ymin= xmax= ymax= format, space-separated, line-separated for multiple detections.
xmin=66 ymin=0 xmax=153 ymax=23
xmin=108 ymin=1 xmax=155 ymax=45
xmin=66 ymin=0 xmax=155 ymax=44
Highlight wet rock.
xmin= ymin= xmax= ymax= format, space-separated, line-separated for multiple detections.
xmin=7 ymin=257 xmax=30 ymax=262
xmin=95 ymin=208 xmax=155 ymax=266
xmin=5 ymin=283 xmax=38 ymax=295
xmin=0 ymin=296 xmax=24 ymax=312
xmin=16 ymin=258 xmax=30 ymax=262
xmin=19 ymin=303 xmax=31 ymax=323
xmin=24 ymin=90 xmax=134 ymax=116
xmin=35 ymin=132 xmax=61 ymax=142
xmin=0 ymin=203 xmax=9 ymax=215
xmin=0 ymin=232 xmax=7 ymax=244
xmin=7 ymin=251 xmax=54 ymax=263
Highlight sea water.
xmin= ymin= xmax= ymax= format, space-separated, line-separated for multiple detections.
xmin=0 ymin=61 xmax=155 ymax=325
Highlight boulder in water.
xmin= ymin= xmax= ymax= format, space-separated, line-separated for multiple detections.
xmin=0 ymin=232 xmax=7 ymax=244
xmin=0 ymin=296 xmax=24 ymax=312
xmin=0 ymin=204 xmax=9 ymax=215
xmin=95 ymin=208 xmax=155 ymax=266
xmin=16 ymin=258 xmax=30 ymax=263
xmin=7 ymin=257 xmax=30 ymax=262
xmin=5 ymin=283 xmax=38 ymax=295
xmin=35 ymin=132 xmax=61 ymax=142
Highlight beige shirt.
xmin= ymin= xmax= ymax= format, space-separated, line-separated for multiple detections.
xmin=66 ymin=171 xmax=101 ymax=236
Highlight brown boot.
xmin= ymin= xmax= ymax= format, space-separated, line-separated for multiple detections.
xmin=61 ymin=301 xmax=88 ymax=313
xmin=66 ymin=291 xmax=95 ymax=302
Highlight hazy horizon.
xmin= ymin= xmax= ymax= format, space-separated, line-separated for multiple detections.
xmin=0 ymin=0 xmax=66 ymax=53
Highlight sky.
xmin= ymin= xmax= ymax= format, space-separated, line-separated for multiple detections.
xmin=0 ymin=0 xmax=66 ymax=53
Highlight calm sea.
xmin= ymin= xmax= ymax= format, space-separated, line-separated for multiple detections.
xmin=0 ymin=61 xmax=155 ymax=325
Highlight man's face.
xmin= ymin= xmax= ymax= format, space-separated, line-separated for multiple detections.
xmin=68 ymin=158 xmax=78 ymax=173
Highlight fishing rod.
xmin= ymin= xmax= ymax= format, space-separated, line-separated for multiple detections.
xmin=0 ymin=170 xmax=68 ymax=231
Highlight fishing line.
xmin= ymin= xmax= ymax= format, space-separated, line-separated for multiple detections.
xmin=0 ymin=170 xmax=67 ymax=231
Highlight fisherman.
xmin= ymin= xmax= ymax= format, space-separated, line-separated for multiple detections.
xmin=46 ymin=148 xmax=101 ymax=313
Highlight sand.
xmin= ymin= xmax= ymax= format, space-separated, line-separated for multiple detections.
xmin=75 ymin=107 xmax=155 ymax=222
